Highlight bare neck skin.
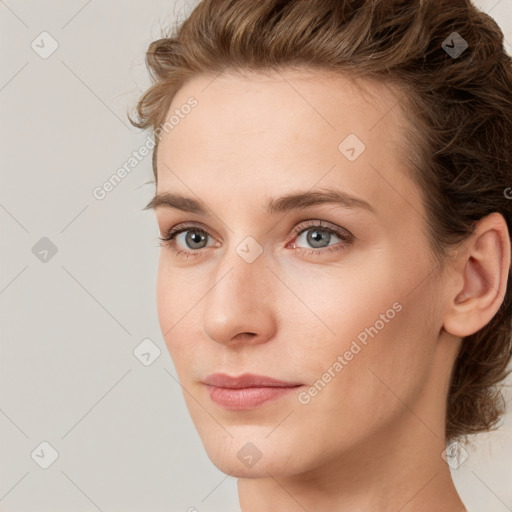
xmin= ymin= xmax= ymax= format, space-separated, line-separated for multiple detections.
xmin=237 ymin=417 xmax=466 ymax=512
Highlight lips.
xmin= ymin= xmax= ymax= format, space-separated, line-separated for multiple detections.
xmin=202 ymin=372 xmax=303 ymax=389
xmin=201 ymin=373 xmax=304 ymax=410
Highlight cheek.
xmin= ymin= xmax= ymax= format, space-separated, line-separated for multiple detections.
xmin=284 ymin=257 xmax=401 ymax=347
xmin=292 ymin=251 xmax=438 ymax=405
xmin=156 ymin=253 xmax=231 ymax=380
xmin=289 ymin=314 xmax=433 ymax=450
xmin=156 ymin=256 xmax=174 ymax=333
xmin=156 ymin=252 xmax=205 ymax=312
xmin=155 ymin=255 xmax=200 ymax=351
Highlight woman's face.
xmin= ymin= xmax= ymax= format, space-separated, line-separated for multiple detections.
xmin=152 ymin=68 xmax=457 ymax=478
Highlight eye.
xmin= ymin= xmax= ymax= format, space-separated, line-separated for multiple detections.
xmin=158 ymin=222 xmax=218 ymax=258
xmin=288 ymin=220 xmax=354 ymax=256
xmin=158 ymin=220 xmax=354 ymax=258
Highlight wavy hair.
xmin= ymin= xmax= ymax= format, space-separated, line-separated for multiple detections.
xmin=130 ymin=0 xmax=512 ymax=442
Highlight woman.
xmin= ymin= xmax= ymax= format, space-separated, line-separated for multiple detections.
xmin=131 ymin=1 xmax=512 ymax=510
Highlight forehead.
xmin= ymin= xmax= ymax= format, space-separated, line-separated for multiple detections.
xmin=160 ymin=67 xmax=405 ymax=156
xmin=154 ymin=68 xmax=421 ymax=224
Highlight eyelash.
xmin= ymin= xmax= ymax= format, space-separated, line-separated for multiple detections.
xmin=158 ymin=220 xmax=354 ymax=259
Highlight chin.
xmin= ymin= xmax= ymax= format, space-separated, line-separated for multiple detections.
xmin=199 ymin=431 xmax=314 ymax=479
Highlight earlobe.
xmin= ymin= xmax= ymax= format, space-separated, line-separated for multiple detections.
xmin=443 ymin=212 xmax=511 ymax=338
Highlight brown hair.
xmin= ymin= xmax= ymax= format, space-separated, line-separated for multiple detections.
xmin=130 ymin=0 xmax=512 ymax=442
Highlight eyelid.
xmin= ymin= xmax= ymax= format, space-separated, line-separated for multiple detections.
xmin=160 ymin=221 xmax=212 ymax=240
xmin=290 ymin=219 xmax=354 ymax=242
xmin=159 ymin=219 xmax=354 ymax=256
xmin=160 ymin=219 xmax=352 ymax=240
xmin=159 ymin=222 xmax=219 ymax=249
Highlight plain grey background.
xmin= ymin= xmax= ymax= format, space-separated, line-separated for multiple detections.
xmin=1 ymin=1 xmax=511 ymax=511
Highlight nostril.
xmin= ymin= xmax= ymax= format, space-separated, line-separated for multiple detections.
xmin=235 ymin=332 xmax=257 ymax=341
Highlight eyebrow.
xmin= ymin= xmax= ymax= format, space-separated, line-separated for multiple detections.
xmin=144 ymin=188 xmax=375 ymax=215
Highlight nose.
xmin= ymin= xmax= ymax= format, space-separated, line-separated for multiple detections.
xmin=201 ymin=247 xmax=277 ymax=348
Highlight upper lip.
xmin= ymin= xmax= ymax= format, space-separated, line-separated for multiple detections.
xmin=202 ymin=373 xmax=303 ymax=389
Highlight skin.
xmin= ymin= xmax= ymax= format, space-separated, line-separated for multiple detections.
xmin=150 ymin=68 xmax=510 ymax=512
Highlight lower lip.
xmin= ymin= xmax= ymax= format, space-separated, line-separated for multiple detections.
xmin=205 ymin=385 xmax=301 ymax=410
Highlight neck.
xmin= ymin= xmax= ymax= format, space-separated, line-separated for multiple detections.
xmin=237 ymin=417 xmax=467 ymax=512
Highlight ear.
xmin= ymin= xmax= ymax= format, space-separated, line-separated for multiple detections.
xmin=443 ymin=212 xmax=511 ymax=338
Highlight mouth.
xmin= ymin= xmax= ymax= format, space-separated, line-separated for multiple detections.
xmin=201 ymin=373 xmax=304 ymax=410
